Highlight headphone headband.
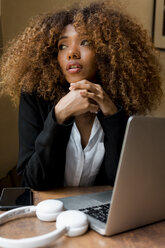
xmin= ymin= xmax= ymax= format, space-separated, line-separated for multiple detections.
xmin=0 ymin=226 xmax=68 ymax=248
xmin=0 ymin=199 xmax=88 ymax=248
xmin=0 ymin=206 xmax=36 ymax=225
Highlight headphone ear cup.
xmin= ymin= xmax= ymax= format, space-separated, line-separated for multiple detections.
xmin=56 ymin=210 xmax=88 ymax=237
xmin=36 ymin=199 xmax=64 ymax=221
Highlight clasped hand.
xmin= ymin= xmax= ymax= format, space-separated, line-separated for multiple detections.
xmin=55 ymin=80 xmax=117 ymax=124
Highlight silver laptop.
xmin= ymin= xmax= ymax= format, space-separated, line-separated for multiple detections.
xmin=59 ymin=116 xmax=165 ymax=236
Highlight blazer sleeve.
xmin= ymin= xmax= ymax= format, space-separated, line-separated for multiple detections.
xmin=96 ymin=107 xmax=128 ymax=186
xmin=17 ymin=93 xmax=73 ymax=190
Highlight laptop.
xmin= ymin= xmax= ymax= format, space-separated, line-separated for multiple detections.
xmin=58 ymin=116 xmax=165 ymax=236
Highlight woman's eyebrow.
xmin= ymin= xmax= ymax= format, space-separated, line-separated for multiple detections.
xmin=58 ymin=36 xmax=68 ymax=41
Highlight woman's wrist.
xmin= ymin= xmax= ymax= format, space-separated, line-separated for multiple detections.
xmin=101 ymin=100 xmax=118 ymax=116
xmin=102 ymin=105 xmax=117 ymax=116
xmin=54 ymin=105 xmax=71 ymax=124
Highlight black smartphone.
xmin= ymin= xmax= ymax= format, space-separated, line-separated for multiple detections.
xmin=0 ymin=187 xmax=33 ymax=211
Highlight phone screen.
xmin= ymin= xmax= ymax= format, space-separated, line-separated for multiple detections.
xmin=0 ymin=187 xmax=33 ymax=210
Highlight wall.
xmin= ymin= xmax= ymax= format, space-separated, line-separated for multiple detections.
xmin=0 ymin=0 xmax=165 ymax=179
xmin=126 ymin=0 xmax=165 ymax=117
xmin=0 ymin=0 xmax=2 ymax=56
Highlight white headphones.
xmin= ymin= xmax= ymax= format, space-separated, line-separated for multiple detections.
xmin=0 ymin=199 xmax=88 ymax=248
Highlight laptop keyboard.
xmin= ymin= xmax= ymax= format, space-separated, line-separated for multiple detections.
xmin=79 ymin=203 xmax=110 ymax=223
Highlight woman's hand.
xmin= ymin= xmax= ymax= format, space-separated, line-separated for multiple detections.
xmin=54 ymin=88 xmax=99 ymax=124
xmin=69 ymin=80 xmax=117 ymax=116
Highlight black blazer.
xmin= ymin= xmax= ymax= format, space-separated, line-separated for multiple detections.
xmin=17 ymin=93 xmax=127 ymax=190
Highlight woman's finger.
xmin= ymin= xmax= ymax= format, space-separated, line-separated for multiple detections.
xmin=80 ymin=90 xmax=101 ymax=105
xmin=69 ymin=80 xmax=99 ymax=94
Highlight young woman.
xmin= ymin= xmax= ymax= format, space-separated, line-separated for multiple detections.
xmin=0 ymin=2 xmax=162 ymax=190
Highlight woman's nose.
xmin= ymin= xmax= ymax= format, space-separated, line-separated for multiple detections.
xmin=67 ymin=46 xmax=81 ymax=60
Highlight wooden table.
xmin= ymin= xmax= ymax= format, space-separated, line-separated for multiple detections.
xmin=0 ymin=186 xmax=165 ymax=248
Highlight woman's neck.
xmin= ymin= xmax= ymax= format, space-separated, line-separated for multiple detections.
xmin=75 ymin=112 xmax=96 ymax=149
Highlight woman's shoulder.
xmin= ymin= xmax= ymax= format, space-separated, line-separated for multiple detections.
xmin=20 ymin=92 xmax=53 ymax=116
xmin=20 ymin=92 xmax=52 ymax=105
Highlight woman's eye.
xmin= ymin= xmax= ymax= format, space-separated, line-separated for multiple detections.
xmin=81 ymin=40 xmax=89 ymax=46
xmin=58 ymin=44 xmax=67 ymax=50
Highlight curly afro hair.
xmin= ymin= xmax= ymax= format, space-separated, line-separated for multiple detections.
xmin=0 ymin=1 xmax=163 ymax=116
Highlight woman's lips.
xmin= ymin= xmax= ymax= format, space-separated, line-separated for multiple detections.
xmin=66 ymin=62 xmax=82 ymax=74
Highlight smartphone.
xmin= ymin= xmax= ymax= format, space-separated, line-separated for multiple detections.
xmin=0 ymin=187 xmax=33 ymax=211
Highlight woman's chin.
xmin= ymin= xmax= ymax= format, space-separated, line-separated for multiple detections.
xmin=67 ymin=76 xmax=84 ymax=84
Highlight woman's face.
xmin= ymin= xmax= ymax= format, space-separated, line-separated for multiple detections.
xmin=57 ymin=24 xmax=97 ymax=84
